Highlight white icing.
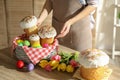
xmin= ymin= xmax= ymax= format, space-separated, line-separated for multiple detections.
xmin=20 ymin=16 xmax=37 ymax=29
xmin=29 ymin=34 xmax=40 ymax=41
xmin=38 ymin=25 xmax=57 ymax=38
xmin=79 ymin=49 xmax=109 ymax=68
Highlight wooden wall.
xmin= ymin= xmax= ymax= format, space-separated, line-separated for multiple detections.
xmin=0 ymin=0 xmax=8 ymax=49
xmin=0 ymin=0 xmax=52 ymax=49
xmin=5 ymin=0 xmax=34 ymax=48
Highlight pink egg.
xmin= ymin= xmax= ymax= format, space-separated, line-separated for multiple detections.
xmin=43 ymin=43 xmax=49 ymax=48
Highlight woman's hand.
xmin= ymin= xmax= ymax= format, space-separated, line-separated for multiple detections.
xmin=37 ymin=18 xmax=42 ymax=27
xmin=56 ymin=19 xmax=72 ymax=38
xmin=56 ymin=5 xmax=96 ymax=38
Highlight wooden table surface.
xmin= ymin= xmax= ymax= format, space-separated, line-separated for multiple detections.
xmin=0 ymin=46 xmax=120 ymax=80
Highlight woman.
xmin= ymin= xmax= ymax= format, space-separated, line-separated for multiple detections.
xmin=37 ymin=0 xmax=98 ymax=52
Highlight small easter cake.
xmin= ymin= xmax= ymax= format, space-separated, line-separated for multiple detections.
xmin=79 ymin=49 xmax=112 ymax=80
xmin=20 ymin=16 xmax=38 ymax=37
xmin=29 ymin=34 xmax=42 ymax=48
xmin=38 ymin=25 xmax=57 ymax=47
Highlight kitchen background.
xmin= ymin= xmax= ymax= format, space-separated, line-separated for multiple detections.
xmin=0 ymin=0 xmax=120 ymax=54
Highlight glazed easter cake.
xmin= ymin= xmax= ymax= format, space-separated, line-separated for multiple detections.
xmin=73 ymin=49 xmax=112 ymax=80
xmin=20 ymin=16 xmax=38 ymax=37
xmin=12 ymin=16 xmax=58 ymax=71
xmin=38 ymin=25 xmax=57 ymax=47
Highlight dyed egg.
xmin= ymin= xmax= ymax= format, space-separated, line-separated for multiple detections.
xmin=35 ymin=45 xmax=42 ymax=48
xmin=18 ymin=42 xmax=24 ymax=46
xmin=43 ymin=43 xmax=49 ymax=48
xmin=16 ymin=39 xmax=23 ymax=44
xmin=16 ymin=60 xmax=24 ymax=69
xmin=32 ymin=43 xmax=42 ymax=48
xmin=23 ymin=40 xmax=30 ymax=46
xmin=27 ymin=63 xmax=34 ymax=71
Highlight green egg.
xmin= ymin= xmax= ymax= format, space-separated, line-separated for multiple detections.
xmin=36 ymin=45 xmax=42 ymax=48
xmin=23 ymin=40 xmax=30 ymax=46
xmin=18 ymin=42 xmax=23 ymax=46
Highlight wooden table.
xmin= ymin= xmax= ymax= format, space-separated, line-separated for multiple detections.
xmin=0 ymin=46 xmax=120 ymax=80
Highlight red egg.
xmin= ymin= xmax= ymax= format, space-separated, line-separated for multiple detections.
xmin=16 ymin=60 xmax=24 ymax=69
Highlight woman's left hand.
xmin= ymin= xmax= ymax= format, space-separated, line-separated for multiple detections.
xmin=56 ymin=19 xmax=72 ymax=38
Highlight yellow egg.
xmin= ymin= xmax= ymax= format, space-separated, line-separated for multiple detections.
xmin=32 ymin=43 xmax=41 ymax=48
xmin=16 ymin=39 xmax=24 ymax=44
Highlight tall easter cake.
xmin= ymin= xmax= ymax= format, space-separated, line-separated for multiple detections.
xmin=38 ymin=25 xmax=57 ymax=46
xmin=79 ymin=49 xmax=112 ymax=80
xmin=20 ymin=16 xmax=38 ymax=37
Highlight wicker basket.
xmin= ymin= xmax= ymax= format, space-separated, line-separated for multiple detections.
xmin=12 ymin=34 xmax=58 ymax=65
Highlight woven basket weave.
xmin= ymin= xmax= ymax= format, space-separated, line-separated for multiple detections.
xmin=12 ymin=34 xmax=58 ymax=64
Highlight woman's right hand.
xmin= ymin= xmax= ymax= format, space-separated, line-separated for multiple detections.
xmin=56 ymin=19 xmax=72 ymax=38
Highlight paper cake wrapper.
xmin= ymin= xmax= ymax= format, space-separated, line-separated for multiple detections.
xmin=73 ymin=67 xmax=112 ymax=80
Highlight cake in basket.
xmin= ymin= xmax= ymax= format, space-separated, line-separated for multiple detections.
xmin=29 ymin=34 xmax=41 ymax=48
xmin=20 ymin=16 xmax=38 ymax=37
xmin=79 ymin=49 xmax=112 ymax=80
xmin=38 ymin=25 xmax=57 ymax=47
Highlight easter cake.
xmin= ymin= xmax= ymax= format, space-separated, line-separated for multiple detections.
xmin=29 ymin=34 xmax=42 ymax=48
xmin=79 ymin=49 xmax=112 ymax=80
xmin=38 ymin=25 xmax=57 ymax=47
xmin=20 ymin=16 xmax=38 ymax=37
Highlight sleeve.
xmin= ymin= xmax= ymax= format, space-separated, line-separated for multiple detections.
xmin=49 ymin=0 xmax=53 ymax=9
xmin=43 ymin=0 xmax=53 ymax=13
xmin=87 ymin=0 xmax=99 ymax=7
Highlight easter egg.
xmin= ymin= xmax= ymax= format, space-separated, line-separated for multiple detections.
xmin=32 ymin=43 xmax=41 ymax=48
xmin=36 ymin=45 xmax=42 ymax=48
xmin=16 ymin=60 xmax=24 ymax=69
xmin=43 ymin=43 xmax=49 ymax=48
xmin=33 ymin=45 xmax=42 ymax=48
xmin=32 ymin=43 xmax=40 ymax=48
xmin=18 ymin=42 xmax=23 ymax=46
xmin=27 ymin=63 xmax=34 ymax=71
xmin=23 ymin=40 xmax=30 ymax=46
xmin=16 ymin=39 xmax=23 ymax=44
